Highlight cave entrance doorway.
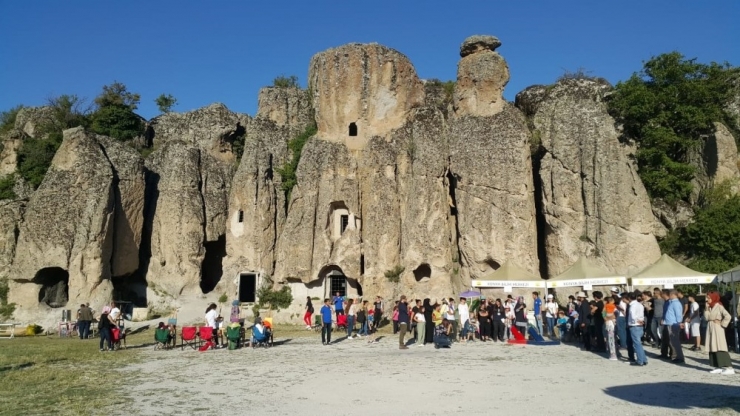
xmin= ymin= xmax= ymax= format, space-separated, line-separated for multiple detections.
xmin=349 ymin=122 xmax=358 ymax=137
xmin=200 ymin=235 xmax=226 ymax=294
xmin=413 ymin=263 xmax=432 ymax=282
xmin=238 ymin=272 xmax=257 ymax=303
xmin=34 ymin=267 xmax=69 ymax=308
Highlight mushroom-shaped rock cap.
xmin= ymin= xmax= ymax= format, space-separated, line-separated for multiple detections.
xmin=460 ymin=35 xmax=502 ymax=57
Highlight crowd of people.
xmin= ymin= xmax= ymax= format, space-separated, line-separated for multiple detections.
xmin=310 ymin=288 xmax=736 ymax=374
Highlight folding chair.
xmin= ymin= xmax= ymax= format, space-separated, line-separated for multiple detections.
xmin=181 ymin=326 xmax=198 ymax=350
xmin=313 ymin=314 xmax=322 ymax=332
xmin=198 ymin=326 xmax=215 ymax=351
xmin=154 ymin=328 xmax=171 ymax=350
xmin=226 ymin=324 xmax=243 ymax=350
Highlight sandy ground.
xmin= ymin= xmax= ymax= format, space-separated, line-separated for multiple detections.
xmin=115 ymin=331 xmax=740 ymax=416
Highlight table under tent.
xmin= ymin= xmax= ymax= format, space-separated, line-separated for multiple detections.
xmin=629 ymin=254 xmax=716 ymax=290
xmin=545 ymin=256 xmax=627 ymax=295
xmin=716 ymin=265 xmax=740 ymax=353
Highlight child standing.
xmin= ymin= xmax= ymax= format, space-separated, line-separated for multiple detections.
xmin=392 ymin=304 xmax=399 ymax=334
xmin=603 ymin=297 xmax=618 ymax=360
xmin=414 ymin=307 xmax=426 ymax=346
xmin=557 ymin=310 xmax=569 ymax=342
xmin=304 ymin=297 xmax=314 ymax=329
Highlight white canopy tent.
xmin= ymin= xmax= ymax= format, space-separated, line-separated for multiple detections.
xmin=629 ymin=254 xmax=715 ymax=287
xmin=546 ymin=256 xmax=626 ymax=289
xmin=717 ymin=265 xmax=740 ymax=284
xmin=472 ymin=261 xmax=545 ymax=289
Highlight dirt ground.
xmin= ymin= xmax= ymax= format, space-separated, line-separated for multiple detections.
xmin=116 ymin=330 xmax=740 ymax=416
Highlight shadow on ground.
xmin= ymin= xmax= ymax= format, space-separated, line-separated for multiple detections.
xmin=604 ymin=382 xmax=740 ymax=411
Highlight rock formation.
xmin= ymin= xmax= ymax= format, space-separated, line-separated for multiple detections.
xmin=454 ymin=35 xmax=509 ymax=117
xmin=308 ymin=43 xmax=425 ymax=150
xmin=516 ymin=78 xmax=662 ymax=277
xmin=8 ymin=128 xmax=144 ymax=320
xmin=1 ymin=35 xmax=681 ymax=325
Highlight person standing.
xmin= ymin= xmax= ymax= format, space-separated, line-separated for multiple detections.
xmin=591 ymin=291 xmax=606 ymax=352
xmin=392 ymin=303 xmax=399 ymax=334
xmin=704 ymin=291 xmax=734 ymax=374
xmin=373 ymin=296 xmax=383 ymax=330
xmin=477 ymin=302 xmax=491 ymax=341
xmin=615 ymin=290 xmax=628 ymax=350
xmin=304 ymin=297 xmax=314 ymax=329
xmin=77 ymin=303 xmax=93 ymax=340
xmin=445 ymin=298 xmax=457 ymax=341
xmin=398 ymin=295 xmax=410 ymax=350
xmin=686 ymin=294 xmax=702 ymax=351
xmin=346 ymin=299 xmax=357 ymax=339
xmin=98 ymin=306 xmax=113 ymax=352
xmin=532 ymin=292 xmax=543 ymax=335
xmin=320 ymin=298 xmax=333 ymax=345
xmin=628 ymin=292 xmax=647 ymax=366
xmin=659 ymin=289 xmax=673 ymax=359
xmin=205 ymin=303 xmax=221 ymax=349
xmin=414 ymin=306 xmax=426 ymax=346
xmin=664 ymin=290 xmax=685 ymax=363
xmin=576 ymin=292 xmax=591 ymax=350
xmin=651 ymin=287 xmax=664 ymax=348
xmin=514 ymin=296 xmax=528 ymax=339
xmin=544 ymin=294 xmax=558 ymax=338
xmin=492 ymin=299 xmax=506 ymax=342
xmin=458 ymin=297 xmax=470 ymax=339
xmin=332 ymin=292 xmax=344 ymax=318
xmin=423 ymin=299 xmax=434 ymax=344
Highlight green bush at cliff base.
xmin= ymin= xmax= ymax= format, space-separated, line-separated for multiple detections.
xmin=607 ymin=52 xmax=739 ymax=204
xmin=256 ymin=286 xmax=293 ymax=311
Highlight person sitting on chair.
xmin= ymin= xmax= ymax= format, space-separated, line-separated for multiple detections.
xmin=252 ymin=317 xmax=271 ymax=344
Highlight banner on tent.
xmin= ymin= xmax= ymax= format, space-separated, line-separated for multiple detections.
xmin=472 ymin=280 xmax=545 ymax=288
xmin=548 ymin=277 xmax=626 ymax=288
xmin=632 ymin=276 xmax=716 ymax=286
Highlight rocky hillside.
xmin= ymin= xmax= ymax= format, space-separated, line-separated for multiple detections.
xmin=0 ymin=35 xmax=737 ymax=325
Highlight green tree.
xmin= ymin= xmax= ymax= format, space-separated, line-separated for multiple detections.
xmin=41 ymin=94 xmax=90 ymax=133
xmin=608 ymin=52 xmax=739 ymax=204
xmin=273 ymin=75 xmax=300 ymax=88
xmin=681 ymin=193 xmax=740 ymax=273
xmin=0 ymin=105 xmax=25 ymax=134
xmin=0 ymin=174 xmax=16 ymax=200
xmin=17 ymin=134 xmax=63 ymax=189
xmin=154 ymin=94 xmax=177 ymax=113
xmin=276 ymin=124 xmax=317 ymax=201
xmin=90 ymin=82 xmax=144 ymax=141
xmin=94 ymin=81 xmax=141 ymax=110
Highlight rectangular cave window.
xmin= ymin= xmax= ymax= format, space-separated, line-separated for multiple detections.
xmin=349 ymin=122 xmax=358 ymax=137
xmin=238 ymin=210 xmax=244 ymax=223
xmin=340 ymin=214 xmax=349 ymax=234
xmin=239 ymin=273 xmax=257 ymax=303
xmin=330 ymin=275 xmax=346 ymax=297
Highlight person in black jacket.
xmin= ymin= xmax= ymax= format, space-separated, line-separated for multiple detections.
xmin=423 ymin=298 xmax=434 ymax=344
xmin=577 ymin=292 xmax=592 ymax=351
xmin=491 ymin=299 xmax=506 ymax=342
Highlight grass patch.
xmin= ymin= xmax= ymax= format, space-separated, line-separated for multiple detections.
xmin=0 ymin=329 xmax=150 ymax=415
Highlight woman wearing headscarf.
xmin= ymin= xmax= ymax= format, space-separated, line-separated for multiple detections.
xmin=423 ymin=298 xmax=434 ymax=344
xmin=98 ymin=306 xmax=114 ymax=351
xmin=704 ymin=291 xmax=734 ymax=374
xmin=514 ymin=296 xmax=528 ymax=339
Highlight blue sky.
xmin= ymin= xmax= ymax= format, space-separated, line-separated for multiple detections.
xmin=1 ymin=1 xmax=738 ymax=120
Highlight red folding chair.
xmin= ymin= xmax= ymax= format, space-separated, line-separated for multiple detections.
xmin=181 ymin=326 xmax=198 ymax=350
xmin=198 ymin=326 xmax=215 ymax=351
xmin=336 ymin=314 xmax=347 ymax=331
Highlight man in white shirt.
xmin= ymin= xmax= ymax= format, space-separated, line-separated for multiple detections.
xmin=628 ymin=292 xmax=647 ymax=366
xmin=444 ymin=298 xmax=457 ymax=341
xmin=544 ymin=294 xmax=558 ymax=338
xmin=458 ymin=297 xmax=470 ymax=339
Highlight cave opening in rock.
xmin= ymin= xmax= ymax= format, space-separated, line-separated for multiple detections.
xmin=200 ymin=235 xmax=226 ymax=294
xmin=111 ymin=272 xmax=148 ymax=308
xmin=238 ymin=210 xmax=244 ymax=223
xmin=446 ymin=170 xmax=458 ymax=216
xmin=33 ymin=267 xmax=69 ymax=308
xmin=484 ymin=258 xmax=501 ymax=271
xmin=360 ymin=254 xmax=365 ymax=276
xmin=413 ymin=263 xmax=432 ymax=282
xmin=349 ymin=122 xmax=358 ymax=137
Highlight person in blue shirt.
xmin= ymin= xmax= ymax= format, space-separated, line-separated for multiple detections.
xmin=332 ymin=292 xmax=345 ymax=318
xmin=320 ymin=298 xmax=333 ymax=345
xmin=663 ymin=290 xmax=685 ymax=363
xmin=532 ymin=291 xmax=543 ymax=335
